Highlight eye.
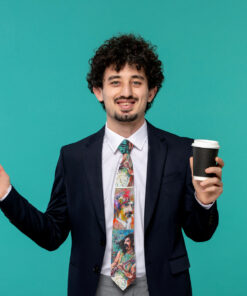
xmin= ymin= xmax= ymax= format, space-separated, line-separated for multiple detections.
xmin=110 ymin=81 xmax=120 ymax=85
xmin=133 ymin=81 xmax=142 ymax=85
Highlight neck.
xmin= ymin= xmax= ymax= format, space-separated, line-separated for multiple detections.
xmin=107 ymin=117 xmax=145 ymax=138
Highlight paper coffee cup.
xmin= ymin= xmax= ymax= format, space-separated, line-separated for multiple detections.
xmin=191 ymin=139 xmax=220 ymax=180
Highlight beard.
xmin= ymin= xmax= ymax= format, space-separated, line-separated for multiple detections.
xmin=113 ymin=96 xmax=140 ymax=122
xmin=114 ymin=112 xmax=138 ymax=122
xmin=124 ymin=243 xmax=130 ymax=250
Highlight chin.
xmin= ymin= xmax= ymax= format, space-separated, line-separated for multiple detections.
xmin=114 ymin=112 xmax=138 ymax=122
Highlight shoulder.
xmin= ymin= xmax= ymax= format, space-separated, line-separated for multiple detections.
xmin=147 ymin=120 xmax=194 ymax=147
xmin=60 ymin=125 xmax=105 ymax=156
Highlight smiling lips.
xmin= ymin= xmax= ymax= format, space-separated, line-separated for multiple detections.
xmin=116 ymin=99 xmax=136 ymax=111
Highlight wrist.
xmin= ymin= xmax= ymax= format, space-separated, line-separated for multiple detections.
xmin=195 ymin=192 xmax=214 ymax=206
xmin=0 ymin=184 xmax=11 ymax=200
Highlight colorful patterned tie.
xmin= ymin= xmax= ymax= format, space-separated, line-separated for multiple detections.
xmin=111 ymin=139 xmax=136 ymax=290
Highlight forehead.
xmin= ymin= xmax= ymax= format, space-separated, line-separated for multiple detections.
xmin=103 ymin=63 xmax=146 ymax=79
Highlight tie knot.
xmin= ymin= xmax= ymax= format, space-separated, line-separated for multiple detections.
xmin=118 ymin=140 xmax=133 ymax=155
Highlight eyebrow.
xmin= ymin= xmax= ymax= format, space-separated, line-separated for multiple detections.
xmin=107 ymin=75 xmax=145 ymax=81
xmin=132 ymin=75 xmax=145 ymax=80
xmin=108 ymin=75 xmax=121 ymax=81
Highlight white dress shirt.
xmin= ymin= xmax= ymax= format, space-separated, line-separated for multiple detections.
xmin=101 ymin=121 xmax=149 ymax=277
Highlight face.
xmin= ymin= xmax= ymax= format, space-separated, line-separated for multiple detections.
xmin=124 ymin=237 xmax=132 ymax=251
xmin=93 ymin=63 xmax=157 ymax=127
xmin=122 ymin=201 xmax=134 ymax=219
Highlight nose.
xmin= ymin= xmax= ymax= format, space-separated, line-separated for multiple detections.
xmin=120 ymin=83 xmax=133 ymax=97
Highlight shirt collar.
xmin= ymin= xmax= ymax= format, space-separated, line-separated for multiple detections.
xmin=104 ymin=120 xmax=148 ymax=154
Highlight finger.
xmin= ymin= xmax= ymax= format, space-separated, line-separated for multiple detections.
xmin=201 ymin=183 xmax=221 ymax=191
xmin=189 ymin=157 xmax=193 ymax=176
xmin=216 ymin=157 xmax=224 ymax=168
xmin=205 ymin=167 xmax=222 ymax=179
xmin=202 ymin=185 xmax=223 ymax=193
xmin=200 ymin=177 xmax=222 ymax=187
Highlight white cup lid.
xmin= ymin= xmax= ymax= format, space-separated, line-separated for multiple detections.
xmin=191 ymin=139 xmax=220 ymax=149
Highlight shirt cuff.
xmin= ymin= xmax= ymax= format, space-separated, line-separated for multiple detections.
xmin=194 ymin=191 xmax=214 ymax=210
xmin=0 ymin=185 xmax=12 ymax=201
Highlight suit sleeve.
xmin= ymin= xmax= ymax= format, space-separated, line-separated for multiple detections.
xmin=181 ymin=148 xmax=219 ymax=242
xmin=0 ymin=148 xmax=70 ymax=251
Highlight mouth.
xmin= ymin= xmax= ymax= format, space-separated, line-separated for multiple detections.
xmin=116 ymin=99 xmax=136 ymax=111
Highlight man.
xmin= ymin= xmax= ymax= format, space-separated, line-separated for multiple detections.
xmin=0 ymin=34 xmax=224 ymax=296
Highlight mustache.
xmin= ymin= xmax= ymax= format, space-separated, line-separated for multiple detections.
xmin=114 ymin=96 xmax=138 ymax=103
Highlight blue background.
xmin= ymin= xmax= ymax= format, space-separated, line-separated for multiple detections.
xmin=0 ymin=0 xmax=246 ymax=295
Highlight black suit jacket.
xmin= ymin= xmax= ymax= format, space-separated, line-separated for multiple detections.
xmin=0 ymin=121 xmax=218 ymax=296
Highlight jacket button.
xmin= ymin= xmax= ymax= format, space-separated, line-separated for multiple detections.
xmin=100 ymin=239 xmax=106 ymax=246
xmin=93 ymin=265 xmax=100 ymax=274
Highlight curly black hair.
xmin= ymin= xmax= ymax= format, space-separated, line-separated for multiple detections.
xmin=87 ymin=33 xmax=164 ymax=112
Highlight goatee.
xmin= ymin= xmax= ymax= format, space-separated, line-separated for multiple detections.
xmin=114 ymin=113 xmax=138 ymax=122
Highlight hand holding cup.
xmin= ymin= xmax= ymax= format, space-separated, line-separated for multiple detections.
xmin=189 ymin=139 xmax=224 ymax=205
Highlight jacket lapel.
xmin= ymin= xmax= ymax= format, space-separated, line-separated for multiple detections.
xmin=82 ymin=126 xmax=106 ymax=235
xmin=144 ymin=122 xmax=168 ymax=233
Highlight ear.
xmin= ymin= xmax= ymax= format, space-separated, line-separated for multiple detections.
xmin=147 ymin=86 xmax=158 ymax=103
xmin=93 ymin=87 xmax=104 ymax=103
